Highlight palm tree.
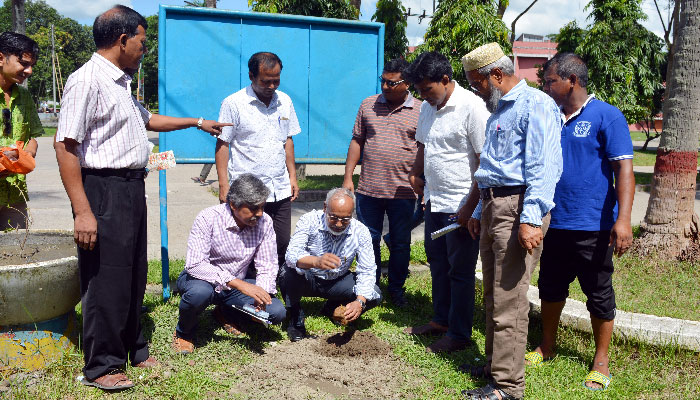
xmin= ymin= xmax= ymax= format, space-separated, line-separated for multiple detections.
xmin=639 ymin=0 xmax=700 ymax=258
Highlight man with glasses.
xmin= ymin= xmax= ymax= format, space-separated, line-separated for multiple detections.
xmin=342 ymin=58 xmax=421 ymax=307
xmin=281 ymin=187 xmax=381 ymax=342
xmin=402 ymin=51 xmax=489 ymax=353
xmin=0 ymin=32 xmax=43 ymax=230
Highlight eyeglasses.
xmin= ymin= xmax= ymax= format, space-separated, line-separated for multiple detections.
xmin=2 ymin=109 xmax=10 ymax=136
xmin=327 ymin=214 xmax=352 ymax=224
xmin=380 ymin=78 xmax=406 ymax=88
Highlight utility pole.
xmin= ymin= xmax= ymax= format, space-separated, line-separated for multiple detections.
xmin=205 ymin=0 xmax=217 ymax=7
xmin=51 ymin=24 xmax=57 ymax=115
xmin=12 ymin=0 xmax=25 ymax=34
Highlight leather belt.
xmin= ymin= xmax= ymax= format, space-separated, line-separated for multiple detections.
xmin=480 ymin=185 xmax=526 ymax=200
xmin=82 ymin=168 xmax=147 ymax=180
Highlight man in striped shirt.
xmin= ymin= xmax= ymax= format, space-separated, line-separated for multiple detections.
xmin=281 ymin=188 xmax=381 ymax=342
xmin=173 ymin=174 xmax=286 ymax=353
xmin=54 ymin=6 xmax=230 ymax=391
xmin=342 ymin=58 xmax=421 ymax=307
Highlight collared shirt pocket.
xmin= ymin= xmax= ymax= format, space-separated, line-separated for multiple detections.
xmin=487 ymin=127 xmax=515 ymax=161
xmin=277 ymin=115 xmax=290 ymax=141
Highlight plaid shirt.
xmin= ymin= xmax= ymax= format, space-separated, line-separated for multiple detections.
xmin=0 ymin=84 xmax=44 ymax=206
xmin=185 ymin=203 xmax=278 ymax=294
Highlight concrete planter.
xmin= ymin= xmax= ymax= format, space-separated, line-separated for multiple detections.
xmin=0 ymin=230 xmax=79 ymax=370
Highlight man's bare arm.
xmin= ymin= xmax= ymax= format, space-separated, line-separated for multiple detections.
xmin=343 ymin=138 xmax=362 ymax=192
xmin=284 ymin=137 xmax=298 ymax=201
xmin=54 ymin=137 xmax=97 ymax=250
xmin=215 ymin=139 xmax=230 ymax=203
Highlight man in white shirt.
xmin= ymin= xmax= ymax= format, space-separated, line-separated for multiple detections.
xmin=215 ymin=52 xmax=301 ymax=278
xmin=404 ymin=51 xmax=488 ymax=353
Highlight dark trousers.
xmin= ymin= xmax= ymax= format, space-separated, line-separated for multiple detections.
xmin=355 ymin=193 xmax=414 ymax=294
xmin=175 ymin=272 xmax=286 ymax=341
xmin=280 ymin=268 xmax=382 ymax=328
xmin=264 ymin=196 xmax=292 ymax=273
xmin=77 ymin=173 xmax=149 ymax=380
xmin=424 ymin=201 xmax=480 ymax=341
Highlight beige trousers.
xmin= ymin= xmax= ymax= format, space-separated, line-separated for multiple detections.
xmin=480 ymin=193 xmax=550 ymax=399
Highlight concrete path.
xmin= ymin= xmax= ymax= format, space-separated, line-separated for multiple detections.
xmin=24 ymin=135 xmax=700 ymax=350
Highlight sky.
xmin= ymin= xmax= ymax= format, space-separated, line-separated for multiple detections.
xmin=45 ymin=0 xmax=668 ymax=46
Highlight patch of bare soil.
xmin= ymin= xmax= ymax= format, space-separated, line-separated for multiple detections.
xmin=231 ymin=330 xmax=421 ymax=399
xmin=0 ymin=232 xmax=75 ymax=266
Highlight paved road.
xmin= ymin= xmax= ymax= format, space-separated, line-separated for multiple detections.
xmin=24 ymin=136 xmax=700 ymax=260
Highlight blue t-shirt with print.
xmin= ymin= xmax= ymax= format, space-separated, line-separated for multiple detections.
xmin=550 ymin=98 xmax=633 ymax=231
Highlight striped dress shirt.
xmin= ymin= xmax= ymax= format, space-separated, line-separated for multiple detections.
xmin=185 ymin=203 xmax=278 ymax=294
xmin=472 ymin=80 xmax=563 ymax=225
xmin=285 ymin=210 xmax=380 ymax=301
xmin=352 ymin=93 xmax=421 ymax=199
xmin=56 ymin=53 xmax=152 ymax=169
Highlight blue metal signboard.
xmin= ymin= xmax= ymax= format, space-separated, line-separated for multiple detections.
xmin=157 ymin=6 xmax=384 ymax=299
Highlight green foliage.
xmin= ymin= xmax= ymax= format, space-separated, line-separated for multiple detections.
xmin=0 ymin=0 xmax=94 ymax=104
xmin=414 ymin=0 xmax=511 ymax=88
xmin=249 ymin=0 xmax=359 ymax=19
xmin=372 ymin=0 xmax=407 ymax=62
xmin=142 ymin=15 xmax=159 ymax=109
xmin=553 ymin=0 xmax=666 ymax=126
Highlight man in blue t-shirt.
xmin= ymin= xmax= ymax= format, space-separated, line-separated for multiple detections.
xmin=526 ymin=53 xmax=635 ymax=391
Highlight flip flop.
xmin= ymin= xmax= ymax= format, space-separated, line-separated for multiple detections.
xmin=583 ymin=370 xmax=611 ymax=391
xmin=79 ymin=371 xmax=134 ymax=391
xmin=524 ymin=351 xmax=544 ymax=366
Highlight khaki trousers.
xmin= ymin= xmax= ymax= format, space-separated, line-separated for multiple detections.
xmin=480 ymin=193 xmax=549 ymax=399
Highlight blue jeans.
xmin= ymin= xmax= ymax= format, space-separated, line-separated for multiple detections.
xmin=281 ymin=268 xmax=382 ymax=328
xmin=355 ymin=193 xmax=414 ymax=295
xmin=175 ymin=271 xmax=286 ymax=341
xmin=424 ymin=201 xmax=479 ymax=341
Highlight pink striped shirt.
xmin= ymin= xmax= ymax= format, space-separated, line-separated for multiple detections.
xmin=185 ymin=203 xmax=278 ymax=294
xmin=56 ymin=53 xmax=152 ymax=169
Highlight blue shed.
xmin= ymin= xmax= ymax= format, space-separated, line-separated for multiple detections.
xmin=158 ymin=5 xmax=384 ymax=163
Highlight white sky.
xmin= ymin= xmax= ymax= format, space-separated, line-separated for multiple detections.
xmin=46 ymin=0 xmax=669 ymax=46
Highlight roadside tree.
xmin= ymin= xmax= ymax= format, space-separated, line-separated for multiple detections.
xmin=639 ymin=0 xmax=700 ymax=259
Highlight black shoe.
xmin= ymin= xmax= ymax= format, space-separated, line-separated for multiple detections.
xmin=320 ymin=300 xmax=341 ymax=319
xmin=287 ymin=325 xmax=307 ymax=342
xmin=389 ymin=291 xmax=408 ymax=308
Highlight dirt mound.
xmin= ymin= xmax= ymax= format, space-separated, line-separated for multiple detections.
xmin=230 ymin=332 xmax=419 ymax=399
xmin=318 ymin=330 xmax=391 ymax=358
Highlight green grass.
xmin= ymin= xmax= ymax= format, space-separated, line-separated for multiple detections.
xmin=297 ymin=174 xmax=358 ymax=191
xmin=531 ymin=254 xmax=700 ymax=321
xmin=5 ymin=265 xmax=699 ymax=399
xmin=41 ymin=127 xmax=56 ymax=137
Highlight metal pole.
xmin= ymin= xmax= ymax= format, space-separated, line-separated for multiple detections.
xmin=51 ymin=24 xmax=56 ymax=114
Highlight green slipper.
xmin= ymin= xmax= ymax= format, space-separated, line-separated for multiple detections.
xmin=524 ymin=351 xmax=544 ymax=366
xmin=583 ymin=370 xmax=611 ymax=391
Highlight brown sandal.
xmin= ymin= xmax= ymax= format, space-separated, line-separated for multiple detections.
xmin=80 ymin=371 xmax=134 ymax=391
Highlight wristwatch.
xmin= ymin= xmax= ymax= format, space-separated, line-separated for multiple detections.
xmin=355 ymin=298 xmax=366 ymax=310
xmin=196 ymin=116 xmax=204 ymax=129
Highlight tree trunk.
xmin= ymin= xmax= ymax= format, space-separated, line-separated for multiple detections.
xmin=639 ymin=0 xmax=700 ymax=258
xmin=350 ymin=0 xmax=361 ymax=13
xmin=12 ymin=0 xmax=25 ymax=34
xmin=205 ymin=0 xmax=216 ymax=8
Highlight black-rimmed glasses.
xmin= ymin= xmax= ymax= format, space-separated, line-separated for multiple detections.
xmin=2 ymin=108 xmax=10 ymax=136
xmin=380 ymin=77 xmax=406 ymax=88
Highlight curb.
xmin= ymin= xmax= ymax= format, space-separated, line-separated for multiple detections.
xmin=468 ymin=263 xmax=700 ymax=352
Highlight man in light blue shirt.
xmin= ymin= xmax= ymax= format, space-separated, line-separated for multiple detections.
xmin=460 ymin=43 xmax=562 ymax=400
xmin=281 ymin=188 xmax=382 ymax=342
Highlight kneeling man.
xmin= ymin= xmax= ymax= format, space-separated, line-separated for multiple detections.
xmin=282 ymin=188 xmax=382 ymax=341
xmin=173 ymin=174 xmax=286 ymax=354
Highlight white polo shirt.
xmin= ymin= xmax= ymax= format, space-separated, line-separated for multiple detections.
xmin=416 ymin=82 xmax=489 ymax=213
xmin=218 ymin=86 xmax=301 ymax=202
